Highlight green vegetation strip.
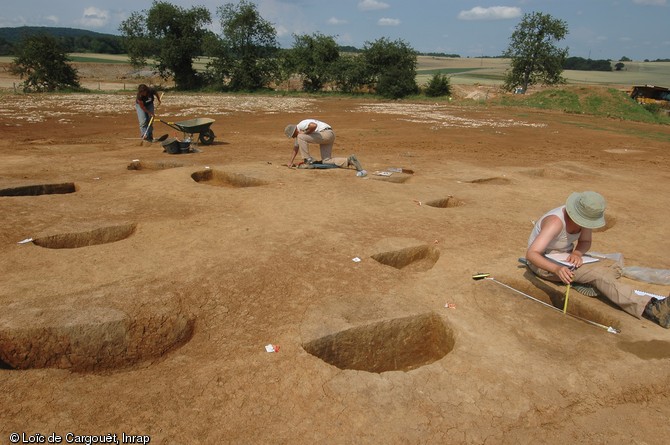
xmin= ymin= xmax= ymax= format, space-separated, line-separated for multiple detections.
xmin=493 ymin=87 xmax=670 ymax=125
xmin=417 ymin=68 xmax=481 ymax=75
xmin=68 ymin=56 xmax=130 ymax=64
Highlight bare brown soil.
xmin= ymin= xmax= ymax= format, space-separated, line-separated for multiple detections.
xmin=1 ymin=64 xmax=670 ymax=444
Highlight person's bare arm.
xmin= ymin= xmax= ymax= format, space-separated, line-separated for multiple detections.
xmin=526 ymin=216 xmax=574 ymax=284
xmin=137 ymin=99 xmax=151 ymax=115
xmin=304 ymin=122 xmax=318 ymax=134
xmin=567 ymin=230 xmax=592 ymax=267
xmin=287 ymin=146 xmax=299 ymax=167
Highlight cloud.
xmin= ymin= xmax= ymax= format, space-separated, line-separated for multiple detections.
xmin=358 ymin=0 xmax=390 ymax=11
xmin=458 ymin=6 xmax=522 ymax=21
xmin=632 ymin=0 xmax=667 ymax=5
xmin=44 ymin=15 xmax=60 ymax=25
xmin=378 ymin=18 xmax=401 ymax=26
xmin=275 ymin=24 xmax=290 ymax=38
xmin=327 ymin=17 xmax=348 ymax=25
xmin=79 ymin=7 xmax=109 ymax=28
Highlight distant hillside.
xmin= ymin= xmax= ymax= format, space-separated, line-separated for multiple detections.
xmin=0 ymin=26 xmax=124 ymax=55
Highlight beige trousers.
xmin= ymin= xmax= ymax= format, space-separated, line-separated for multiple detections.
xmin=529 ymin=259 xmax=651 ymax=318
xmin=297 ymin=129 xmax=335 ymax=160
xmin=322 ymin=157 xmax=348 ymax=167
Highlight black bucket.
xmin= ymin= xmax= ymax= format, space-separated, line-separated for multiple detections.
xmin=162 ymin=138 xmax=191 ymax=154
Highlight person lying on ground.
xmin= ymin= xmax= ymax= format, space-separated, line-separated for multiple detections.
xmin=525 ymin=190 xmax=670 ymax=328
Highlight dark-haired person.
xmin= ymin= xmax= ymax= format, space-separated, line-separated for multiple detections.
xmin=135 ymin=84 xmax=161 ymax=141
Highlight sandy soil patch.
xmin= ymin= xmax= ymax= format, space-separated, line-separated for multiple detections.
xmin=1 ymin=74 xmax=669 ymax=444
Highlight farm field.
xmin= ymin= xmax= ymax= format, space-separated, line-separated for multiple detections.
xmin=2 ymin=54 xmax=669 ymax=92
xmin=415 ymin=56 xmax=670 ymax=88
xmin=0 ymin=61 xmax=669 ymax=444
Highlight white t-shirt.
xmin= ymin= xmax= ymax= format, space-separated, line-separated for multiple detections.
xmin=297 ymin=119 xmax=331 ymax=132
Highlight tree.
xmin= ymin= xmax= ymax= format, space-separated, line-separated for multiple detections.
xmin=211 ymin=0 xmax=279 ymax=91
xmin=502 ymin=12 xmax=568 ymax=92
xmin=614 ymin=62 xmax=625 ymax=71
xmin=424 ymin=73 xmax=451 ymax=97
xmin=119 ymin=1 xmax=212 ymax=89
xmin=9 ymin=34 xmax=80 ymax=92
xmin=285 ymin=32 xmax=339 ymax=92
xmin=362 ymin=37 xmax=418 ymax=99
xmin=331 ymin=53 xmax=370 ymax=93
xmin=0 ymin=37 xmax=13 ymax=56
xmin=119 ymin=11 xmax=156 ymax=70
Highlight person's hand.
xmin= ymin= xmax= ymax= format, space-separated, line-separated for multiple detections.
xmin=555 ymin=265 xmax=575 ymax=285
xmin=566 ymin=252 xmax=583 ymax=267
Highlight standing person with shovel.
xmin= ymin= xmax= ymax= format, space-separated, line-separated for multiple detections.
xmin=135 ymin=84 xmax=161 ymax=142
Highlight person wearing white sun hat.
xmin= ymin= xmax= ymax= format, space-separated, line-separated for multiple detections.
xmin=284 ymin=119 xmax=367 ymax=176
xmin=284 ymin=118 xmax=335 ymax=166
xmin=525 ymin=191 xmax=670 ymax=328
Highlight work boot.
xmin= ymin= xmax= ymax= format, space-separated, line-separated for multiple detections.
xmin=643 ymin=296 xmax=670 ymax=328
xmin=348 ymin=155 xmax=364 ymax=171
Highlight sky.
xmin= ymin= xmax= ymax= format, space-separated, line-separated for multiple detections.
xmin=1 ymin=0 xmax=669 ymax=61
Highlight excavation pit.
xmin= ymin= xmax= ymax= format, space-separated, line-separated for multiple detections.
xmin=511 ymin=276 xmax=621 ymax=333
xmin=191 ymin=169 xmax=267 ymax=188
xmin=467 ymin=177 xmax=511 ymax=185
xmin=127 ymin=160 xmax=185 ymax=170
xmin=371 ymin=244 xmax=440 ymax=272
xmin=0 ymin=182 xmax=76 ymax=196
xmin=303 ymin=312 xmax=454 ymax=373
xmin=371 ymin=174 xmax=411 ymax=184
xmin=33 ymin=223 xmax=137 ymax=249
xmin=0 ymin=305 xmax=195 ymax=371
xmin=425 ymin=196 xmax=464 ymax=208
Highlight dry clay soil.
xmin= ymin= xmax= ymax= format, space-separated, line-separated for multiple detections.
xmin=1 ymin=77 xmax=670 ymax=444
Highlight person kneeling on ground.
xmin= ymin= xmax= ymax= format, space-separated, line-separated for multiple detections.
xmin=525 ymin=191 xmax=670 ymax=328
xmin=292 ymin=155 xmax=367 ymax=176
xmin=284 ymin=120 xmax=367 ymax=176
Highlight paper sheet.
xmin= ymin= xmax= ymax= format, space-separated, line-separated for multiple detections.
xmin=545 ymin=252 xmax=599 ymax=267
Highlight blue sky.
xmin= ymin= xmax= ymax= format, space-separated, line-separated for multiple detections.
xmin=1 ymin=0 xmax=669 ymax=60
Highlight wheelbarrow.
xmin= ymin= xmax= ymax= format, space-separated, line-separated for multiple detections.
xmin=155 ymin=117 xmax=216 ymax=145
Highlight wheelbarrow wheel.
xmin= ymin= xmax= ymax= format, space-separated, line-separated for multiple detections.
xmin=199 ymin=129 xmax=215 ymax=145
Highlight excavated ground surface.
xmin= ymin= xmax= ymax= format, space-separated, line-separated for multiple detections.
xmin=1 ymin=64 xmax=670 ymax=444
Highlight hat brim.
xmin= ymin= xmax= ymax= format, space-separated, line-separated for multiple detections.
xmin=284 ymin=125 xmax=297 ymax=138
xmin=566 ymin=192 xmax=606 ymax=229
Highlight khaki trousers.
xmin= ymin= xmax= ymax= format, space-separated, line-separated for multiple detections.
xmin=322 ymin=157 xmax=348 ymax=167
xmin=529 ymin=259 xmax=651 ymax=318
xmin=297 ymin=129 xmax=335 ymax=160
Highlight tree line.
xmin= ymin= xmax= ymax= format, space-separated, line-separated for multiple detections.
xmin=0 ymin=26 xmax=125 ymax=55
xmin=8 ymin=2 xmax=603 ymax=97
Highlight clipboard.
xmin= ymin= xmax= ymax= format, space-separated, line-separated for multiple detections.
xmin=545 ymin=252 xmax=599 ymax=268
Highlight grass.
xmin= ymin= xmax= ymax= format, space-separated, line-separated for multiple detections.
xmin=493 ymin=86 xmax=670 ymax=125
xmin=417 ymin=68 xmax=481 ymax=75
xmin=68 ymin=55 xmax=131 ymax=64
